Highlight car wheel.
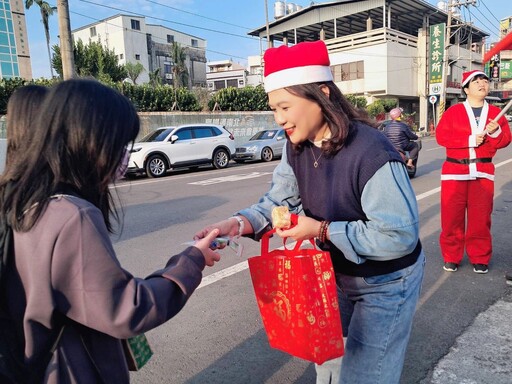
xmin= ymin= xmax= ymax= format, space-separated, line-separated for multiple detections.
xmin=261 ymin=147 xmax=274 ymax=162
xmin=212 ymin=148 xmax=230 ymax=169
xmin=146 ymin=154 xmax=168 ymax=178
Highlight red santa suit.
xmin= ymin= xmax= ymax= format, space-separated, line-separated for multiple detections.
xmin=436 ymin=100 xmax=511 ymax=265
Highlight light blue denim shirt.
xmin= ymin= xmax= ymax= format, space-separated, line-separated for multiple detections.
xmin=237 ymin=144 xmax=420 ymax=264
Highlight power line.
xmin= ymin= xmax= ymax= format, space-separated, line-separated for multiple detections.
xmin=66 ymin=9 xmax=249 ymax=61
xmin=78 ymin=0 xmax=258 ymax=41
xmin=143 ymin=0 xmax=250 ymax=30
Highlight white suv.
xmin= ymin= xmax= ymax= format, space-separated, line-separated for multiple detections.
xmin=127 ymin=124 xmax=236 ymax=178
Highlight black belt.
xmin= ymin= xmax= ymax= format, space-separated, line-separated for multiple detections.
xmin=446 ymin=157 xmax=492 ymax=164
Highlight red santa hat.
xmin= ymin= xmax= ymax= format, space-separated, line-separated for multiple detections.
xmin=461 ymin=70 xmax=488 ymax=87
xmin=263 ymin=41 xmax=333 ymax=93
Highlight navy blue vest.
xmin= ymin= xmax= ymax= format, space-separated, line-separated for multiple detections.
xmin=287 ymin=122 xmax=421 ymax=276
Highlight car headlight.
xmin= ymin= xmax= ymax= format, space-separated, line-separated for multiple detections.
xmin=130 ymin=147 xmax=142 ymax=153
xmin=247 ymin=145 xmax=258 ymax=153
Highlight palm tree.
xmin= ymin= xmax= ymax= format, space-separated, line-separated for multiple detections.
xmin=170 ymin=42 xmax=189 ymax=88
xmin=26 ymin=0 xmax=57 ymax=77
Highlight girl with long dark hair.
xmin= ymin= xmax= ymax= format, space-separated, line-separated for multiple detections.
xmin=0 ymin=79 xmax=221 ymax=383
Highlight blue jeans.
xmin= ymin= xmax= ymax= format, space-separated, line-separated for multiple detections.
xmin=316 ymin=251 xmax=425 ymax=384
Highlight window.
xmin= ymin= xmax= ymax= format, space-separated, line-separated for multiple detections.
xmin=191 ymin=39 xmax=198 ymax=47
xmin=164 ymin=61 xmax=171 ymax=73
xmin=227 ymin=79 xmax=238 ymax=88
xmin=175 ymin=128 xmax=193 ymax=141
xmin=167 ymin=34 xmax=174 ymax=43
xmin=331 ymin=61 xmax=364 ymax=82
xmin=193 ymin=127 xmax=214 ymax=139
xmin=119 ymin=53 xmax=124 ymax=60
xmin=135 ymin=54 xmax=140 ymax=60
xmin=131 ymin=19 xmax=141 ymax=30
xmin=214 ymin=80 xmax=225 ymax=90
xmin=90 ymin=26 xmax=96 ymax=37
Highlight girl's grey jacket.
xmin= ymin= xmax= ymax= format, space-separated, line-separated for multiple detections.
xmin=6 ymin=194 xmax=206 ymax=383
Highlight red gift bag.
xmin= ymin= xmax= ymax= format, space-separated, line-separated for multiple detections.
xmin=248 ymin=227 xmax=344 ymax=365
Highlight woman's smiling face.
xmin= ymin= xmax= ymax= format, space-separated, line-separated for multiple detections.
xmin=268 ymin=87 xmax=329 ymax=145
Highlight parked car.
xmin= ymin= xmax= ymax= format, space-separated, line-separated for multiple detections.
xmin=127 ymin=124 xmax=235 ymax=178
xmin=234 ymin=128 xmax=286 ymax=163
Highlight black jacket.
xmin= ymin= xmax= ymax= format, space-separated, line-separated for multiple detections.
xmin=383 ymin=121 xmax=418 ymax=151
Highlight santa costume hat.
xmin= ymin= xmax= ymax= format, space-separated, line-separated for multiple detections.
xmin=461 ymin=70 xmax=488 ymax=87
xmin=263 ymin=41 xmax=333 ymax=93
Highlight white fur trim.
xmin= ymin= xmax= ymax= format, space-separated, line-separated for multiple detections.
xmin=264 ymin=65 xmax=333 ymax=93
xmin=462 ymin=71 xmax=488 ymax=87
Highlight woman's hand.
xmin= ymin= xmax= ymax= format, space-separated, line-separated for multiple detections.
xmin=193 ymin=229 xmax=221 ymax=267
xmin=275 ymin=215 xmax=322 ymax=242
xmin=193 ymin=218 xmax=241 ymax=244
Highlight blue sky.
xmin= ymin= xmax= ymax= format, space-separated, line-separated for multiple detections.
xmin=24 ymin=0 xmax=512 ymax=79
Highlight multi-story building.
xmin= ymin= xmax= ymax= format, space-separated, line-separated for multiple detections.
xmin=249 ymin=0 xmax=488 ymax=129
xmin=72 ymin=14 xmax=207 ymax=87
xmin=0 ymin=0 xmax=32 ymax=79
xmin=206 ymin=60 xmax=247 ymax=91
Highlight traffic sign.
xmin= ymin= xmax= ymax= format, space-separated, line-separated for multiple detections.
xmin=429 ymin=95 xmax=438 ymax=105
xmin=429 ymin=83 xmax=442 ymax=95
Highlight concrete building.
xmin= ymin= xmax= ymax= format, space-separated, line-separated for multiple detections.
xmin=246 ymin=55 xmax=264 ymax=87
xmin=206 ymin=60 xmax=247 ymax=91
xmin=0 ymin=0 xmax=32 ymax=79
xmin=72 ymin=14 xmax=207 ymax=87
xmin=249 ymin=0 xmax=489 ymax=129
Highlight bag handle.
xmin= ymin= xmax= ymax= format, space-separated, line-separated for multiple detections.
xmin=261 ymin=214 xmax=318 ymax=255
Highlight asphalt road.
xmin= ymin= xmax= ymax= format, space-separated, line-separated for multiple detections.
xmin=111 ymin=133 xmax=512 ymax=384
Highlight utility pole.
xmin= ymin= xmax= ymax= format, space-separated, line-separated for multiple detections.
xmin=264 ymin=0 xmax=271 ymax=48
xmin=57 ymin=0 xmax=75 ymax=79
xmin=438 ymin=0 xmax=453 ymax=119
xmin=439 ymin=0 xmax=478 ymax=118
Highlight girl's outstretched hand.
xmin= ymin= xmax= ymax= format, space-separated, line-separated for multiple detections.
xmin=193 ymin=229 xmax=221 ymax=267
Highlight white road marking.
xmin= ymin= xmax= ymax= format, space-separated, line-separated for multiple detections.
xmin=188 ymin=172 xmax=272 ymax=186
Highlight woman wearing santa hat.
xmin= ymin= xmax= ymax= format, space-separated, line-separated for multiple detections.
xmin=436 ymin=70 xmax=511 ymax=274
xmin=194 ymin=40 xmax=424 ymax=384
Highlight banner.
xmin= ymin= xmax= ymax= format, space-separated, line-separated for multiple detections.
xmin=429 ymin=23 xmax=445 ymax=95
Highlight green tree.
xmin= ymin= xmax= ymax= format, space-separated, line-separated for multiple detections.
xmin=125 ymin=62 xmax=145 ymax=85
xmin=149 ymin=68 xmax=162 ymax=87
xmin=170 ymin=42 xmax=189 ymax=88
xmin=25 ymin=0 xmax=57 ymax=77
xmin=52 ymin=40 xmax=126 ymax=82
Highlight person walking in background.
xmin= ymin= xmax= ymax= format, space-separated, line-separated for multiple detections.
xmin=0 ymin=79 xmax=221 ymax=383
xmin=4 ymin=85 xmax=48 ymax=167
xmin=383 ymin=107 xmax=419 ymax=169
xmin=436 ymin=70 xmax=511 ymax=274
xmin=194 ymin=41 xmax=425 ymax=384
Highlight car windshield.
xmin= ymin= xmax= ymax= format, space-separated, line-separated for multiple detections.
xmin=138 ymin=128 xmax=174 ymax=142
xmin=250 ymin=130 xmax=279 ymax=140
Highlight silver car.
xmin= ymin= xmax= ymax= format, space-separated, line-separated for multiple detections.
xmin=234 ymin=129 xmax=286 ymax=163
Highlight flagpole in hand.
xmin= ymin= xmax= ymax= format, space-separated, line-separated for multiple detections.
xmin=490 ymin=99 xmax=512 ymax=123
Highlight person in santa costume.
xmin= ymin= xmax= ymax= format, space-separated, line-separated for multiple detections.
xmin=436 ymin=70 xmax=511 ymax=274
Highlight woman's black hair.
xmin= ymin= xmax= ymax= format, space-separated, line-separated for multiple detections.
xmin=0 ymin=79 xmax=140 ymax=232
xmin=283 ymin=81 xmax=376 ymax=156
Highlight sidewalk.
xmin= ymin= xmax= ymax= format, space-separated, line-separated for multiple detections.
xmin=421 ymin=289 xmax=512 ymax=384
